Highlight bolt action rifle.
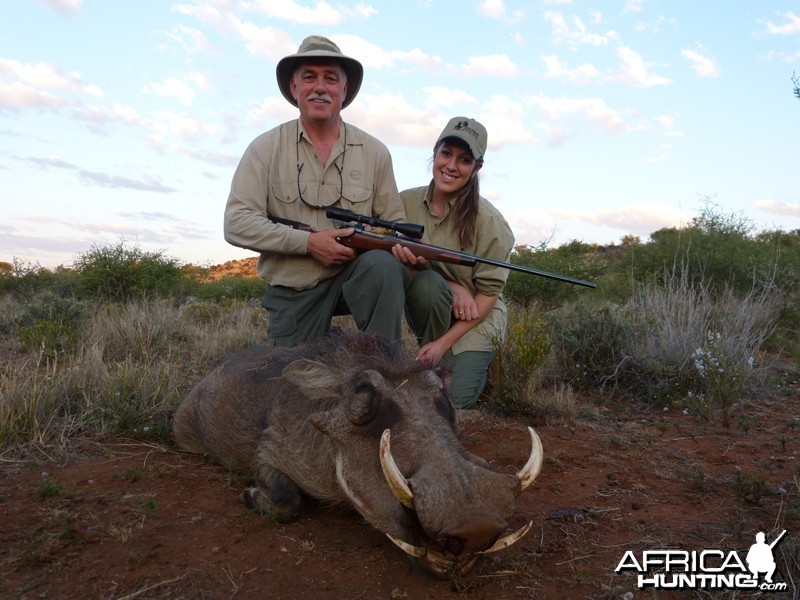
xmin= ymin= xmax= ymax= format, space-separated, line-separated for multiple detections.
xmin=269 ymin=207 xmax=596 ymax=288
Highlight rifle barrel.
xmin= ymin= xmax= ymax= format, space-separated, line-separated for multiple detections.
xmin=351 ymin=229 xmax=597 ymax=289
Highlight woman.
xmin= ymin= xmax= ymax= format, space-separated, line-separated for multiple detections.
xmin=392 ymin=117 xmax=514 ymax=409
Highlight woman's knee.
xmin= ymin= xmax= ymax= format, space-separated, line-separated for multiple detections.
xmin=408 ymin=270 xmax=449 ymax=304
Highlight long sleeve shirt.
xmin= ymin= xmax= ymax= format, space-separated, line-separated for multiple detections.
xmin=224 ymin=119 xmax=404 ymax=290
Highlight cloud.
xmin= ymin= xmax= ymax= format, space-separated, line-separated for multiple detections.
xmin=482 ymin=96 xmax=541 ymax=146
xmin=161 ymin=25 xmax=214 ymax=55
xmin=507 ymin=203 xmax=688 ymax=248
xmin=78 ymin=171 xmax=178 ymax=193
xmin=0 ymin=81 xmax=63 ymax=111
xmin=172 ymin=2 xmax=296 ymax=60
xmin=544 ymin=11 xmax=619 ymax=48
xmin=656 ymin=114 xmax=684 ymax=137
xmin=477 ymin=0 xmax=524 ymax=24
xmin=150 ymin=110 xmax=222 ymax=142
xmin=26 ymin=156 xmax=77 ymax=169
xmin=609 ymin=46 xmax=670 ymax=87
xmin=332 ymin=36 xmax=444 ymax=72
xmin=20 ymin=153 xmax=179 ymax=193
xmin=634 ymin=15 xmax=666 ymax=33
xmin=422 ymin=87 xmax=479 ymax=110
xmin=241 ymin=0 xmax=343 ymax=25
xmin=35 ymin=0 xmax=82 ymax=18
xmin=644 ymin=143 xmax=673 ymax=163
xmin=460 ymin=55 xmax=521 ymax=77
xmin=755 ymin=199 xmax=800 ymax=217
xmin=71 ymin=103 xmax=147 ymax=129
xmin=681 ymin=47 xmax=720 ymax=78
xmin=553 ymin=203 xmax=687 ymax=235
xmin=142 ymin=72 xmax=209 ymax=106
xmin=0 ymin=58 xmax=103 ymax=97
xmin=347 ymin=92 xmax=434 ymax=146
xmin=115 ymin=210 xmax=185 ymax=222
xmin=542 ymin=55 xmax=599 ymax=85
xmin=332 ymin=35 xmax=397 ymax=68
xmin=621 ymin=0 xmax=644 ymax=15
xmin=765 ymin=11 xmax=800 ymax=36
xmin=528 ymin=94 xmax=634 ymax=142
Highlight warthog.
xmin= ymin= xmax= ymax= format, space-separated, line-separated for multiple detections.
xmin=173 ymin=330 xmax=542 ymax=576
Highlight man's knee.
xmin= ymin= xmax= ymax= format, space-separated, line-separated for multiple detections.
xmin=355 ymin=250 xmax=403 ymax=275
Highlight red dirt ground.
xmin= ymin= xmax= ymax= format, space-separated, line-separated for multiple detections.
xmin=2 ymin=383 xmax=799 ymax=600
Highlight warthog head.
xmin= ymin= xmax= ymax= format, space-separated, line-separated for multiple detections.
xmin=173 ymin=331 xmax=542 ymax=577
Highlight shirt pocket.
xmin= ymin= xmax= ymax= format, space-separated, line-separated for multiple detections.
xmin=339 ymin=184 xmax=372 ymax=212
xmin=271 ymin=182 xmax=301 ymax=206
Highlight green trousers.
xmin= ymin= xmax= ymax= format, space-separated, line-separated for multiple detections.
xmin=404 ymin=269 xmax=495 ymax=409
xmin=262 ymin=250 xmax=411 ymax=347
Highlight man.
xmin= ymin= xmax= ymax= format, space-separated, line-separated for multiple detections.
xmin=224 ymin=36 xmax=408 ymax=346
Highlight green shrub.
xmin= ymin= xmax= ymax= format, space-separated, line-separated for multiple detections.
xmin=0 ymin=259 xmax=76 ymax=298
xmin=620 ymin=201 xmax=798 ymax=300
xmin=487 ymin=306 xmax=551 ymax=415
xmin=17 ymin=319 xmax=79 ymax=358
xmin=544 ymin=299 xmax=637 ymax=392
xmin=187 ymin=275 xmax=265 ymax=302
xmin=505 ymin=241 xmax=603 ymax=309
xmin=73 ymin=240 xmax=188 ymax=301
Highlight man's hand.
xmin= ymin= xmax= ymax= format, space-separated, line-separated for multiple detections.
xmin=307 ymin=228 xmax=357 ymax=266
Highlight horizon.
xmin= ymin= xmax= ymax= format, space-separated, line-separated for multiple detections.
xmin=2 ymin=1 xmax=799 ymax=270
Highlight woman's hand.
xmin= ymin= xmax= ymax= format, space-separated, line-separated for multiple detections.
xmin=416 ymin=339 xmax=449 ymax=365
xmin=449 ymin=282 xmax=479 ymax=320
xmin=391 ymin=243 xmax=428 ymax=267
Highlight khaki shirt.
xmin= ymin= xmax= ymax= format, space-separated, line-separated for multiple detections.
xmin=224 ymin=119 xmax=404 ymax=289
xmin=400 ymin=183 xmax=515 ymax=354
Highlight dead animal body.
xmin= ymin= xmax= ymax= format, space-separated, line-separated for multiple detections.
xmin=173 ymin=330 xmax=542 ymax=577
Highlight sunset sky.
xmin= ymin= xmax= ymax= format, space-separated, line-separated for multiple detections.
xmin=2 ymin=0 xmax=799 ymax=269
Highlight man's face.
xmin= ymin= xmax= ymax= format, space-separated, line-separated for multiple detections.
xmin=290 ymin=61 xmax=348 ymax=125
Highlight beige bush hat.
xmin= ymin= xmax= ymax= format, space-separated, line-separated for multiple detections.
xmin=276 ymin=35 xmax=364 ymax=108
xmin=436 ymin=117 xmax=488 ymax=161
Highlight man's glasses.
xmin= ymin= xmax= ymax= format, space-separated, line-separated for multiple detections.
xmin=296 ymin=127 xmax=346 ymax=209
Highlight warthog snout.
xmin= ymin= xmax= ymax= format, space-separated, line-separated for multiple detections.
xmin=439 ymin=515 xmax=509 ymax=554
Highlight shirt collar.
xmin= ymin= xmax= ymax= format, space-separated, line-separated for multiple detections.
xmin=296 ymin=119 xmax=348 ymax=154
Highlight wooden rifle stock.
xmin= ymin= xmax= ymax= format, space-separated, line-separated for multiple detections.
xmin=268 ymin=214 xmax=596 ymax=288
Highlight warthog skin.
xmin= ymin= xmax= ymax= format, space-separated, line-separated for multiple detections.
xmin=173 ymin=330 xmax=537 ymax=576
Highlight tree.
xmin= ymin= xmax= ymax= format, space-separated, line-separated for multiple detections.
xmin=793 ymin=71 xmax=800 ymax=99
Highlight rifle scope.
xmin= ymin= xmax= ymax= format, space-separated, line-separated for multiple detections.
xmin=326 ymin=207 xmax=424 ymax=239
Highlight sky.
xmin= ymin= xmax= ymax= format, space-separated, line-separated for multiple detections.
xmin=1 ymin=0 xmax=799 ymax=270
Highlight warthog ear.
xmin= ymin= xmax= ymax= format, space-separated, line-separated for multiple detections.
xmin=282 ymin=359 xmax=341 ymax=397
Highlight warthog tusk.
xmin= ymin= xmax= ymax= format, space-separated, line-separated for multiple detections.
xmin=476 ymin=520 xmax=533 ymax=554
xmin=379 ymin=429 xmax=415 ymax=509
xmin=386 ymin=533 xmax=426 ymax=557
xmin=516 ymin=426 xmax=543 ymax=492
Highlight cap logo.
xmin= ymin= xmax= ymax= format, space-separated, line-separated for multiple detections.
xmin=454 ymin=119 xmax=481 ymax=141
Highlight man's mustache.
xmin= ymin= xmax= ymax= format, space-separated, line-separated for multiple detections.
xmin=307 ymin=93 xmax=332 ymax=103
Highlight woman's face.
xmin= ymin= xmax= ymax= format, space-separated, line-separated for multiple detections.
xmin=432 ymin=141 xmax=480 ymax=196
